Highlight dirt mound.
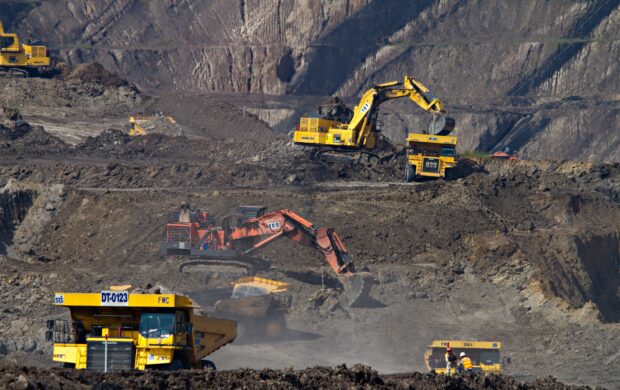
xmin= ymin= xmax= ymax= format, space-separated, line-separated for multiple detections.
xmin=57 ymin=63 xmax=131 ymax=89
xmin=1 ymin=107 xmax=22 ymax=122
xmin=0 ymin=108 xmax=68 ymax=154
xmin=79 ymin=129 xmax=131 ymax=152
xmin=0 ymin=107 xmax=31 ymax=141
xmin=0 ymin=364 xmax=588 ymax=389
xmin=0 ymin=73 xmax=145 ymax=121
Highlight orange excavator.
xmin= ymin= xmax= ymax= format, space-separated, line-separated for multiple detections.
xmin=162 ymin=204 xmax=372 ymax=306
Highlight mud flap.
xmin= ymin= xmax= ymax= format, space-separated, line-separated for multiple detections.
xmin=340 ymin=272 xmax=373 ymax=307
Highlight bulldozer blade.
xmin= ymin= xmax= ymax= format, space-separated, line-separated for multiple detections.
xmin=341 ymin=272 xmax=373 ymax=307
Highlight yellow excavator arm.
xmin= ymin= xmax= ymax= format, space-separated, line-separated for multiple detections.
xmin=348 ymin=75 xmax=454 ymax=142
xmin=294 ymin=74 xmax=455 ymax=151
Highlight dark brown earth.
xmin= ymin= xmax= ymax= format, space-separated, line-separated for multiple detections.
xmin=0 ymin=364 xmax=591 ymax=390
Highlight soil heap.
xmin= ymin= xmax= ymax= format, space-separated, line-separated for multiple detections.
xmin=0 ymin=364 xmax=590 ymax=390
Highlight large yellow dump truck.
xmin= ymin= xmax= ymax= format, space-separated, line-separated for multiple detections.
xmin=424 ymin=340 xmax=506 ymax=374
xmin=46 ymin=288 xmax=236 ymax=371
xmin=214 ymin=277 xmax=291 ymax=339
xmin=405 ymin=133 xmax=457 ymax=181
xmin=0 ymin=21 xmax=51 ymax=77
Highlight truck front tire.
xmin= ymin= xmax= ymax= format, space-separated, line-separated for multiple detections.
xmin=405 ymin=164 xmax=415 ymax=183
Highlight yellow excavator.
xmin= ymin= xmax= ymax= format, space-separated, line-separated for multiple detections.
xmin=0 ymin=21 xmax=51 ymax=77
xmin=293 ymin=76 xmax=456 ymax=181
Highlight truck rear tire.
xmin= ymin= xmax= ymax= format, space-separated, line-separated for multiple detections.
xmin=405 ymin=164 xmax=415 ymax=183
xmin=202 ymin=360 xmax=217 ymax=370
xmin=264 ymin=313 xmax=286 ymax=338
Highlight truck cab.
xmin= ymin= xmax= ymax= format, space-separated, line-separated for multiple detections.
xmin=405 ymin=133 xmax=457 ymax=181
xmin=47 ymin=290 xmax=236 ymax=371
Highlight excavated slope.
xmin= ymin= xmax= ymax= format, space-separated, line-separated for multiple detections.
xmin=2 ymin=0 xmax=618 ymax=161
xmin=2 ymin=0 xmax=619 ymax=161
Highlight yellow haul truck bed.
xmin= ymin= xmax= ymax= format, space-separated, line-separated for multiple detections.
xmin=46 ymin=290 xmax=236 ymax=371
xmin=214 ymin=277 xmax=292 ymax=339
xmin=424 ymin=340 xmax=505 ymax=374
xmin=405 ymin=133 xmax=457 ymax=181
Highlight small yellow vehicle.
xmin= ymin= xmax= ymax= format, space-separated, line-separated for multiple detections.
xmin=46 ymin=288 xmax=236 ymax=371
xmin=128 ymin=114 xmax=180 ymax=136
xmin=405 ymin=133 xmax=457 ymax=181
xmin=0 ymin=21 xmax=51 ymax=77
xmin=424 ymin=340 xmax=507 ymax=374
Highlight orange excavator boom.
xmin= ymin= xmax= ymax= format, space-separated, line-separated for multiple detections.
xmin=162 ymin=205 xmax=372 ymax=306
xmin=229 ymin=210 xmax=356 ymax=276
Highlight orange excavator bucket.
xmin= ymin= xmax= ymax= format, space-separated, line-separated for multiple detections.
xmin=340 ymin=272 xmax=373 ymax=307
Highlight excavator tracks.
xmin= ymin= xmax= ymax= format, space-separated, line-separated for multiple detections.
xmin=0 ymin=68 xmax=29 ymax=78
xmin=178 ymin=256 xmax=271 ymax=276
xmin=310 ymin=148 xmax=404 ymax=169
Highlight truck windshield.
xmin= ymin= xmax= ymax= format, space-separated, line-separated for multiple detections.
xmin=440 ymin=146 xmax=456 ymax=157
xmin=0 ymin=36 xmax=16 ymax=49
xmin=140 ymin=313 xmax=175 ymax=338
xmin=478 ymin=350 xmax=500 ymax=365
xmin=231 ymin=285 xmax=269 ymax=298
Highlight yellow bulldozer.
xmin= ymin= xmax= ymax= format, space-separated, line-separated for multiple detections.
xmin=293 ymin=75 xmax=458 ymax=180
xmin=0 ymin=21 xmax=51 ymax=77
xmin=46 ymin=287 xmax=236 ymax=371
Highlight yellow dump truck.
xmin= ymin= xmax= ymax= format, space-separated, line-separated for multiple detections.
xmin=424 ymin=340 xmax=506 ymax=374
xmin=46 ymin=289 xmax=236 ymax=371
xmin=405 ymin=133 xmax=457 ymax=181
xmin=214 ymin=277 xmax=291 ymax=339
xmin=0 ymin=21 xmax=51 ymax=77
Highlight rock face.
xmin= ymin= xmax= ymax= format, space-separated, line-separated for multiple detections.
xmin=3 ymin=1 xmax=620 ymax=160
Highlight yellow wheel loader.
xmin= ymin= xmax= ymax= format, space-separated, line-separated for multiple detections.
xmin=46 ymin=287 xmax=236 ymax=371
xmin=0 ymin=21 xmax=51 ymax=77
